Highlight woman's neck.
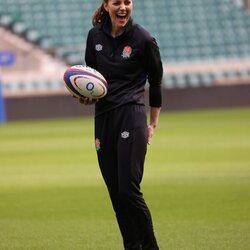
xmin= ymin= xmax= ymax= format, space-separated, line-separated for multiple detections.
xmin=111 ymin=26 xmax=125 ymax=38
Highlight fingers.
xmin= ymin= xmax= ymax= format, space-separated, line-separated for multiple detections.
xmin=147 ymin=125 xmax=154 ymax=145
xmin=73 ymin=96 xmax=99 ymax=105
xmin=79 ymin=97 xmax=98 ymax=105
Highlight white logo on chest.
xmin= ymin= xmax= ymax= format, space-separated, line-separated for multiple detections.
xmin=95 ymin=44 xmax=103 ymax=51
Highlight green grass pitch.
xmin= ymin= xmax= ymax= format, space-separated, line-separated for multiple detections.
xmin=0 ymin=107 xmax=250 ymax=250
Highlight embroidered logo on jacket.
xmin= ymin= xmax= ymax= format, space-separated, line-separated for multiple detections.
xmin=95 ymin=44 xmax=103 ymax=51
xmin=95 ymin=138 xmax=101 ymax=151
xmin=121 ymin=131 xmax=130 ymax=139
xmin=121 ymin=46 xmax=132 ymax=58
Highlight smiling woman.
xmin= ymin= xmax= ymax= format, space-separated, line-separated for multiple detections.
xmin=76 ymin=0 xmax=163 ymax=249
xmin=92 ymin=0 xmax=133 ymax=34
xmin=103 ymin=0 xmax=133 ymax=37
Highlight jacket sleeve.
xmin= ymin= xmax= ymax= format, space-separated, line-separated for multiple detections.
xmin=85 ymin=30 xmax=97 ymax=69
xmin=144 ymin=37 xmax=163 ymax=108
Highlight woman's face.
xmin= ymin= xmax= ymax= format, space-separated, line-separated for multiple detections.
xmin=104 ymin=0 xmax=133 ymax=30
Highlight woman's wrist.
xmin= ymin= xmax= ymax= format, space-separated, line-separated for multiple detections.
xmin=148 ymin=124 xmax=156 ymax=129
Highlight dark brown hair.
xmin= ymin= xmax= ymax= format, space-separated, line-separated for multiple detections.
xmin=92 ymin=1 xmax=109 ymax=27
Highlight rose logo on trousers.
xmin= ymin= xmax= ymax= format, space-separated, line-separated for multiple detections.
xmin=121 ymin=131 xmax=130 ymax=139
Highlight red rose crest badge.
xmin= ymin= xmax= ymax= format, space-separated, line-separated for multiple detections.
xmin=122 ymin=46 xmax=132 ymax=59
xmin=95 ymin=138 xmax=101 ymax=151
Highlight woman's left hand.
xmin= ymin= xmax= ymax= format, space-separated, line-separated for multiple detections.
xmin=147 ymin=125 xmax=154 ymax=145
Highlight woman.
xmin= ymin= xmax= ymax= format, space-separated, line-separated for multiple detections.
xmin=80 ymin=0 xmax=163 ymax=249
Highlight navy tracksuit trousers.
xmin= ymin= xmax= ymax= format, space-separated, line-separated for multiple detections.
xmin=95 ymin=104 xmax=159 ymax=250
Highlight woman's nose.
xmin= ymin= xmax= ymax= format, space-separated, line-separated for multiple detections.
xmin=119 ymin=3 xmax=126 ymax=10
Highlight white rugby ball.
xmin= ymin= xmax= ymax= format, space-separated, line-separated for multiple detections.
xmin=63 ymin=65 xmax=108 ymax=99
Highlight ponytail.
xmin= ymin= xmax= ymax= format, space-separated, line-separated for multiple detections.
xmin=92 ymin=2 xmax=109 ymax=27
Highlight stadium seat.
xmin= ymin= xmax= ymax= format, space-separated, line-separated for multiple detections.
xmin=1 ymin=0 xmax=250 ymax=89
xmin=1 ymin=0 xmax=249 ymax=63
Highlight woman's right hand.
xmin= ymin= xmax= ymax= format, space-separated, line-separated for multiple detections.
xmin=72 ymin=95 xmax=98 ymax=105
xmin=78 ymin=97 xmax=98 ymax=105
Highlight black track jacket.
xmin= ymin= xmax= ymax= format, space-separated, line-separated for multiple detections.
xmin=85 ymin=18 xmax=163 ymax=116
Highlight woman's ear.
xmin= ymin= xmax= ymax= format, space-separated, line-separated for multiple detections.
xmin=103 ymin=2 xmax=109 ymax=12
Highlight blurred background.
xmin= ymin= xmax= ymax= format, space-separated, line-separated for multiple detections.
xmin=0 ymin=1 xmax=250 ymax=249
xmin=1 ymin=0 xmax=250 ymax=121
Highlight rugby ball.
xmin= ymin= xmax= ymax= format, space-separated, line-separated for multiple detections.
xmin=63 ymin=65 xmax=107 ymax=99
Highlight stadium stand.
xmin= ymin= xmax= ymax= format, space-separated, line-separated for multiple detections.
xmin=0 ymin=0 xmax=250 ymax=94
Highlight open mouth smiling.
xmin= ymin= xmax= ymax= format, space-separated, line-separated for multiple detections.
xmin=116 ymin=13 xmax=128 ymax=20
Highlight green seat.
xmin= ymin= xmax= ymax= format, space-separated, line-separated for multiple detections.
xmin=1 ymin=0 xmax=249 ymax=65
